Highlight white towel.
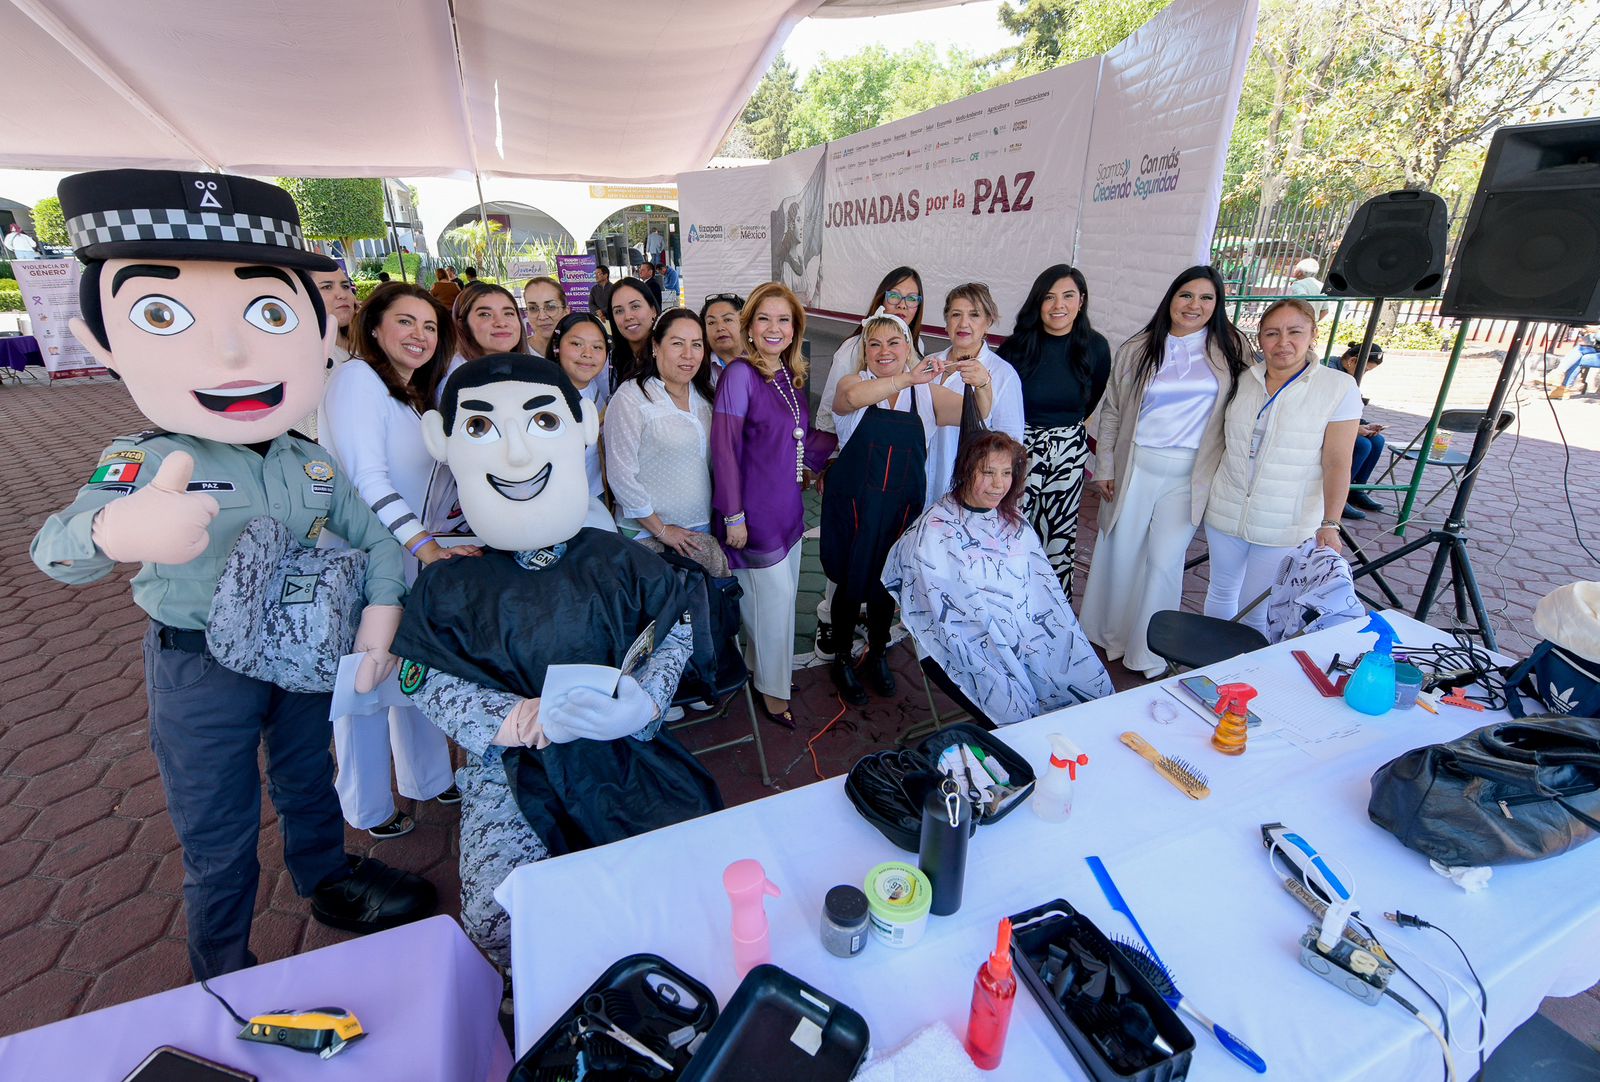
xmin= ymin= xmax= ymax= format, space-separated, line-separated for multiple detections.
xmin=854 ymin=1021 xmax=985 ymax=1082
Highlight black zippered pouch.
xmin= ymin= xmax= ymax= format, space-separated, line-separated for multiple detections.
xmin=843 ymin=722 xmax=1036 ymax=852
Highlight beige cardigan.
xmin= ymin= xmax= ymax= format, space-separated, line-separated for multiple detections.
xmin=1092 ymin=328 xmax=1246 ymax=534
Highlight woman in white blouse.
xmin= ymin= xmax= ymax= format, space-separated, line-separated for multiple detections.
xmin=319 ymin=282 xmax=477 ymax=836
xmin=922 ymin=282 xmax=1025 ymax=507
xmin=604 ymin=309 xmax=716 ymax=556
xmin=1079 ymin=266 xmax=1250 ymax=677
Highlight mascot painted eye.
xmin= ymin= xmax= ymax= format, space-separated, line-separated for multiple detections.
xmin=463 ymin=415 xmax=500 ymax=442
xmin=527 ymin=411 xmax=564 ymax=437
xmin=129 ymin=295 xmax=194 ymax=336
xmin=244 ymin=296 xmax=299 ymax=334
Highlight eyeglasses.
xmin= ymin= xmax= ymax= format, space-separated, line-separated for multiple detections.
xmin=704 ymin=293 xmax=745 ymax=308
xmin=527 ymin=301 xmax=566 ymax=315
xmin=884 ymin=290 xmax=922 ymax=305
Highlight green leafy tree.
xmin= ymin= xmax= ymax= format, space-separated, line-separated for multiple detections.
xmin=31 ymin=196 xmax=67 ymax=246
xmin=746 ymin=52 xmax=801 ymax=159
xmin=789 ymin=44 xmax=987 ymax=150
xmin=989 ymin=0 xmax=1174 ymax=78
xmin=275 ymin=178 xmax=385 ymax=271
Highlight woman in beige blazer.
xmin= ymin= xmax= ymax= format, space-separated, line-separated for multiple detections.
xmin=1079 ymin=266 xmax=1249 ymax=677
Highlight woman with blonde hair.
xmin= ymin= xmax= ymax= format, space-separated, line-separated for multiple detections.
xmin=1202 ymin=298 xmax=1360 ymax=632
xmin=711 ymin=282 xmax=829 ymax=728
xmin=821 ymin=309 xmax=992 ymax=704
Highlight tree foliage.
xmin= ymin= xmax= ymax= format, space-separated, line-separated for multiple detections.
xmin=990 ymin=0 xmax=1173 ymax=76
xmin=31 ymin=196 xmax=67 ymax=245
xmin=275 ymin=177 xmax=385 ymax=242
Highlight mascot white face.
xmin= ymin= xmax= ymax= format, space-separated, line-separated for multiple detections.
xmin=422 ymin=355 xmax=599 ymax=552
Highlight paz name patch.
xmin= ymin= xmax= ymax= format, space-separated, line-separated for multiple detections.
xmin=186 ymin=480 xmax=236 ymax=493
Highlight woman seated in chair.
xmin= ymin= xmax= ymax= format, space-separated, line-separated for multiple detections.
xmin=1334 ymin=342 xmax=1386 ymax=521
xmin=881 ymin=431 xmax=1113 ymax=727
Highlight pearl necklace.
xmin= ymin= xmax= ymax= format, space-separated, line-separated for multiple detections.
xmin=768 ymin=366 xmax=806 ymax=483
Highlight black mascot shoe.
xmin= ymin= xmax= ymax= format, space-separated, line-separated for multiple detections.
xmin=862 ymin=650 xmax=896 ymax=697
xmin=831 ymin=658 xmax=870 ymax=706
xmin=311 ymin=855 xmax=437 ymax=934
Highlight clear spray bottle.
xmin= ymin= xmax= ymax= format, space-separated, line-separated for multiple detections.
xmin=1031 ymin=734 xmax=1088 ymax=822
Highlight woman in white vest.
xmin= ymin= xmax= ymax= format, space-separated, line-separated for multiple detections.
xmin=1080 ymin=266 xmax=1250 ymax=677
xmin=1202 ymin=298 xmax=1360 ymax=633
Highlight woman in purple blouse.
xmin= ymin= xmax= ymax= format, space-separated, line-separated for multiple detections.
xmin=712 ymin=282 xmax=829 ymax=729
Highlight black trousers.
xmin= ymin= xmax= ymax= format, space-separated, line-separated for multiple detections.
xmin=143 ymin=623 xmax=349 ymax=979
xmin=831 ymin=580 xmax=896 ymax=660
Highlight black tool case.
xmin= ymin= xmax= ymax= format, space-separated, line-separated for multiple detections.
xmin=1008 ymin=899 xmax=1194 ymax=1082
xmin=509 ymin=954 xmax=719 ymax=1082
xmin=678 ymin=965 xmax=869 ymax=1082
xmin=844 ymin=721 xmax=1036 ymax=852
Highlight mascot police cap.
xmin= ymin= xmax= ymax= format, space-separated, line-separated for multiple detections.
xmin=57 ymin=169 xmax=336 ymax=271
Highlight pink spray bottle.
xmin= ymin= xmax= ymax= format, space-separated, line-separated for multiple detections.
xmin=724 ymin=859 xmax=782 ymax=978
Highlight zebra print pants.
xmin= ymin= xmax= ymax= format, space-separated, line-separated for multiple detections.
xmin=1022 ymin=422 xmax=1089 ymax=598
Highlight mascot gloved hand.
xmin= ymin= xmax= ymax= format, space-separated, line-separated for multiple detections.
xmin=91 ymin=452 xmax=219 ymax=564
xmin=352 ymin=603 xmax=403 ymax=693
xmin=540 ymin=676 xmax=657 ymax=743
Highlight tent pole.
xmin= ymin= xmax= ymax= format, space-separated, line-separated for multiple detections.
xmin=382 ymin=181 xmax=408 ymax=283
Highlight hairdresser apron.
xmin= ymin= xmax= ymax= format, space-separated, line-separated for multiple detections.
xmin=821 ymin=388 xmax=929 ymax=596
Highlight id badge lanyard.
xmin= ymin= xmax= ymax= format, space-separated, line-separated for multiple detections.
xmin=1250 ymin=362 xmax=1311 ymax=460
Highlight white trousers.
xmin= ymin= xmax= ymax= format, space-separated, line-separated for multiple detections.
xmin=1202 ymin=525 xmax=1297 ymax=635
xmin=333 ymin=704 xmax=455 ymax=829
xmin=733 ymin=541 xmax=802 ymax=699
xmin=1080 ymin=445 xmax=1198 ymax=678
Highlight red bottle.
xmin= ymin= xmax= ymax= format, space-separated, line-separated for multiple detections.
xmin=965 ymin=917 xmax=1017 ymax=1070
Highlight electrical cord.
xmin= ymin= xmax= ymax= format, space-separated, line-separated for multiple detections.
xmin=1539 ymin=344 xmax=1600 ymax=568
xmin=1391 ymin=630 xmax=1512 ymax=709
xmin=1388 ymin=911 xmax=1489 ymax=1076
xmin=201 ymin=978 xmax=249 ymax=1027
xmin=1354 ymin=917 xmax=1452 ymax=1052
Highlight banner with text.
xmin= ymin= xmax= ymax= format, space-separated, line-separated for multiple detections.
xmin=819 ymin=58 xmax=1097 ymax=334
xmin=679 ymin=164 xmax=771 ymax=306
xmin=678 ymin=0 xmax=1258 ymax=344
xmin=14 ymin=259 xmax=102 ymax=376
xmin=1074 ymin=0 xmax=1260 ymax=345
xmin=555 ymin=254 xmax=597 ymax=313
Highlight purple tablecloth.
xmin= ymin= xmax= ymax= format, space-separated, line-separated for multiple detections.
xmin=0 ymin=916 xmax=512 ymax=1081
xmin=0 ymin=335 xmax=42 ymax=372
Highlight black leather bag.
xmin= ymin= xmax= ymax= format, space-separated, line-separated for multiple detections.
xmin=1367 ymin=715 xmax=1600 ymax=866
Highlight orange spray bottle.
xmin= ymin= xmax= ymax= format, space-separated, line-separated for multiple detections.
xmin=1211 ymin=682 xmax=1257 ymax=756
xmin=964 ymin=917 xmax=1017 ymax=1070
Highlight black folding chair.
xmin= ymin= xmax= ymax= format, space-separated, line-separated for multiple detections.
xmin=1373 ymin=408 xmax=1515 ymax=512
xmin=1145 ymin=610 xmax=1270 ymax=676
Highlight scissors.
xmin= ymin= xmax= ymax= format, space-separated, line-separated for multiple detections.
xmin=578 ymin=993 xmax=674 ymax=1072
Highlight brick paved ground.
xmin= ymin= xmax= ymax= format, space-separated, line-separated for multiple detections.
xmin=0 ymin=346 xmax=1596 ymax=1046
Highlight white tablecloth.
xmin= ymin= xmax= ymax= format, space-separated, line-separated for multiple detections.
xmin=498 ymin=612 xmax=1600 ymax=1079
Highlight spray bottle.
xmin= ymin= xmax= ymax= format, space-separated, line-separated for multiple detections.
xmin=723 ymin=859 xmax=781 ymax=978
xmin=1342 ymin=612 xmax=1398 ymax=716
xmin=1031 ymin=735 xmax=1088 ymax=822
xmin=1211 ymin=683 xmax=1257 ymax=756
xmin=965 ymin=917 xmax=1017 ymax=1071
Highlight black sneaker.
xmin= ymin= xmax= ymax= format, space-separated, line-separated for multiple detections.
xmin=814 ymin=620 xmax=836 ymax=661
xmin=436 ymin=785 xmax=462 ymax=806
xmin=368 ymin=811 xmax=414 ymax=839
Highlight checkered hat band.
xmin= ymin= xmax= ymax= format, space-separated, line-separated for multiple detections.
xmin=67 ymin=209 xmax=307 ymax=252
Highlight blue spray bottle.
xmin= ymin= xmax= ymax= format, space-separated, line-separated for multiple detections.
xmin=1343 ymin=613 xmax=1398 ymax=716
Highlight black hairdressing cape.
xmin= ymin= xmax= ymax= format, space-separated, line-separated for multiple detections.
xmin=394 ymin=528 xmax=722 ymax=854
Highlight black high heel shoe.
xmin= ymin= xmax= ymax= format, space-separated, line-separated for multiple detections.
xmin=758 ymin=697 xmax=797 ymax=730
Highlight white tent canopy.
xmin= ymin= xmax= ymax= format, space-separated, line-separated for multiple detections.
xmin=0 ymin=0 xmax=951 ymax=183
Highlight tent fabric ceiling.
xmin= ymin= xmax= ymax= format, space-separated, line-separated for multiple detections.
xmin=0 ymin=0 xmax=964 ymax=182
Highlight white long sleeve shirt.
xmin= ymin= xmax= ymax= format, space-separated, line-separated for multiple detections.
xmin=318 ymin=360 xmax=447 ymax=546
xmin=603 ymin=378 xmax=713 ymax=532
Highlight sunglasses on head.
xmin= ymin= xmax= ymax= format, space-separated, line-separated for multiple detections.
xmin=704 ymin=293 xmax=745 ymax=308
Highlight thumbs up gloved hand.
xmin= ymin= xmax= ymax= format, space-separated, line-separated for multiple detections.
xmin=91 ymin=451 xmax=219 ymax=565
xmin=539 ymin=676 xmax=658 ymax=744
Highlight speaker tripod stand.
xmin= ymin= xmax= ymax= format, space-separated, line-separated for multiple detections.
xmin=1342 ymin=321 xmax=1530 ymax=652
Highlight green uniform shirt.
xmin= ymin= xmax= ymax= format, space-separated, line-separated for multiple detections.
xmin=31 ymin=431 xmax=407 ymax=630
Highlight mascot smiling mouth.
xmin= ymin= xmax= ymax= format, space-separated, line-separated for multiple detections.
xmin=192 ymin=380 xmax=286 ymax=416
xmin=487 ymin=463 xmax=552 ymax=502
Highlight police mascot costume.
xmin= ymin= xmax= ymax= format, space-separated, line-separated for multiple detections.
xmin=393 ymin=353 xmax=722 ymax=965
xmin=31 ymin=170 xmax=435 ymax=980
